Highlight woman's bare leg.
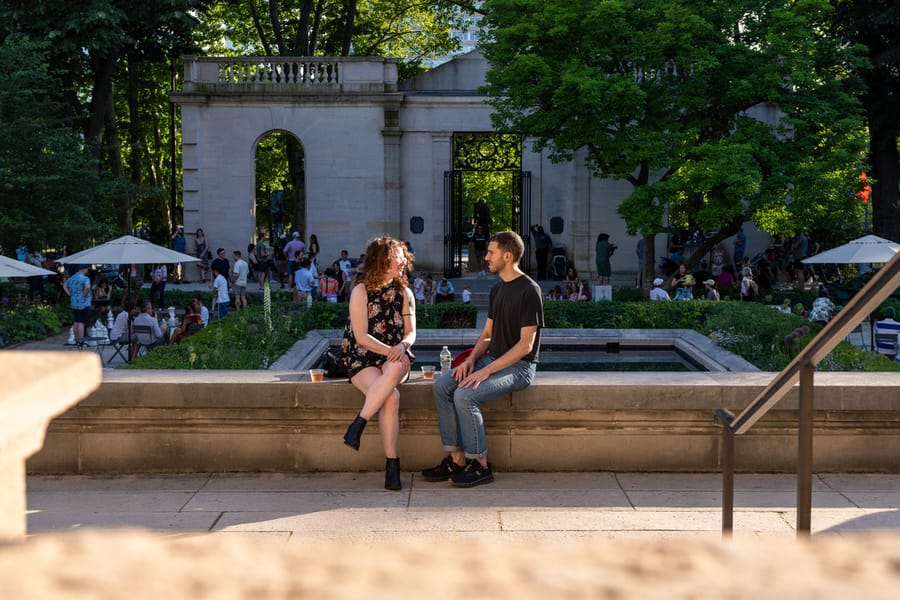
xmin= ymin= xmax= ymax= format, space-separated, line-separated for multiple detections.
xmin=350 ymin=359 xmax=409 ymax=457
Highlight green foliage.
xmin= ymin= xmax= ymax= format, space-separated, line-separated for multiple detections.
xmin=0 ymin=300 xmax=68 ymax=346
xmin=417 ymin=302 xmax=478 ymax=329
xmin=544 ymin=299 xmax=899 ymax=372
xmin=480 ymin=0 xmax=869 ymax=254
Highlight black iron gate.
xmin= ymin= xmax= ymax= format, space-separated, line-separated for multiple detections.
xmin=443 ymin=171 xmax=531 ymax=277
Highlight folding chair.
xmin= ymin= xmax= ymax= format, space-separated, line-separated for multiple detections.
xmin=104 ymin=337 xmax=131 ymax=366
xmin=132 ymin=324 xmax=160 ymax=358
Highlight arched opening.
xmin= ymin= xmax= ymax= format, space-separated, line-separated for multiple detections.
xmin=254 ymin=130 xmax=306 ymax=242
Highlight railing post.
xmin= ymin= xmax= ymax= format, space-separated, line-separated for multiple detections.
xmin=797 ymin=362 xmax=814 ymax=537
xmin=715 ymin=408 xmax=735 ymax=538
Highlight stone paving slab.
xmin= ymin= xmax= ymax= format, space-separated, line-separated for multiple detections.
xmin=215 ymin=508 xmax=502 ymax=533
xmin=625 ymin=490 xmax=856 ymax=510
xmin=27 ymin=511 xmax=220 ymax=534
xmin=24 ymin=472 xmax=900 ymax=541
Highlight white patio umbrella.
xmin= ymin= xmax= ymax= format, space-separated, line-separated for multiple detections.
xmin=0 ymin=254 xmax=56 ymax=278
xmin=57 ymin=235 xmax=201 ymax=360
xmin=57 ymin=235 xmax=200 ymax=266
xmin=802 ymin=235 xmax=900 ymax=265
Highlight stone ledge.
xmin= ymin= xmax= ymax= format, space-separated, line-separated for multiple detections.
xmin=27 ymin=371 xmax=900 ymax=475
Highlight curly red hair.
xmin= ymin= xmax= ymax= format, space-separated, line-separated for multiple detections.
xmin=360 ymin=237 xmax=413 ymax=292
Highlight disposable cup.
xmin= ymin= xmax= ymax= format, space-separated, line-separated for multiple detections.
xmin=309 ymin=368 xmax=325 ymax=382
xmin=421 ymin=365 xmax=436 ymax=380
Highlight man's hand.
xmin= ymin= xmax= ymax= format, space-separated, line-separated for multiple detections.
xmin=458 ymin=366 xmax=490 ymax=390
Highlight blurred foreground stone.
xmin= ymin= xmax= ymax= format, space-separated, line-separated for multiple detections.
xmin=1 ymin=530 xmax=899 ymax=598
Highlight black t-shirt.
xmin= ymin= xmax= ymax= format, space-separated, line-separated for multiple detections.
xmin=487 ymin=274 xmax=544 ymax=363
xmin=211 ymin=257 xmax=230 ymax=279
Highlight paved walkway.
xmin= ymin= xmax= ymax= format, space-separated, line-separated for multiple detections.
xmin=26 ymin=472 xmax=900 ymax=543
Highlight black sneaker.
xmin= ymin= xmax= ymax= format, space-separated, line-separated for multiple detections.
xmin=420 ymin=455 xmax=465 ymax=482
xmin=450 ymin=459 xmax=494 ymax=488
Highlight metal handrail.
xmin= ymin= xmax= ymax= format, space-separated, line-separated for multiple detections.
xmin=716 ymin=250 xmax=900 ymax=538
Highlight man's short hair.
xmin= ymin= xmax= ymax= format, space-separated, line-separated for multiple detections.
xmin=217 ymin=247 xmax=225 ymax=254
xmin=885 ymin=306 xmax=896 ymax=319
xmin=233 ymin=250 xmax=242 ymax=257
xmin=142 ymin=301 xmax=153 ymax=311
xmin=490 ymin=231 xmax=525 ymax=263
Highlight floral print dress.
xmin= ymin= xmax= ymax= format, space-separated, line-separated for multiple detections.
xmin=342 ymin=282 xmax=413 ymax=380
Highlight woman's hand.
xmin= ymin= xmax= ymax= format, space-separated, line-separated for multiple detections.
xmin=386 ymin=341 xmax=409 ymax=362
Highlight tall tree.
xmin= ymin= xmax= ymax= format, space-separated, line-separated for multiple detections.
xmin=481 ymin=0 xmax=868 ymax=280
xmin=832 ymin=0 xmax=900 ymax=242
xmin=0 ymin=34 xmax=113 ymax=251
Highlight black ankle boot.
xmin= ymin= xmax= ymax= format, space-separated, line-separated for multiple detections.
xmin=384 ymin=457 xmax=401 ymax=491
xmin=343 ymin=415 xmax=367 ymax=451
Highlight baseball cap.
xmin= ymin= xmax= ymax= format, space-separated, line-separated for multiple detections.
xmin=653 ymin=277 xmax=664 ymax=286
xmin=703 ymin=279 xmax=716 ymax=286
xmin=292 ymin=232 xmax=299 ymax=238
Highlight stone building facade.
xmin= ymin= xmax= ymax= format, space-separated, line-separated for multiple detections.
xmin=174 ymin=51 xmax=767 ymax=281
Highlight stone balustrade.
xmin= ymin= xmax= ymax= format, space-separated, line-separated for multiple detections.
xmin=180 ymin=56 xmax=399 ymax=94
xmin=1 ymin=352 xmax=101 ymax=540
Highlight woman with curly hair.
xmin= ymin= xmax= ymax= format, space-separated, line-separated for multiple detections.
xmin=341 ymin=237 xmax=417 ymax=491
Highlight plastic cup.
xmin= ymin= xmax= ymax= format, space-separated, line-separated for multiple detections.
xmin=421 ymin=365 xmax=436 ymax=380
xmin=309 ymin=368 xmax=325 ymax=382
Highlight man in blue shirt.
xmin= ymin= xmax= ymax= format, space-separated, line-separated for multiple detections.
xmin=294 ymin=258 xmax=317 ymax=307
xmin=64 ymin=264 xmax=93 ymax=341
xmin=874 ymin=307 xmax=900 ymax=360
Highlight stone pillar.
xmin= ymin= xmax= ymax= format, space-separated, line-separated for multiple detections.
xmin=382 ymin=101 xmax=403 ymax=239
xmin=0 ymin=352 xmax=101 ymax=540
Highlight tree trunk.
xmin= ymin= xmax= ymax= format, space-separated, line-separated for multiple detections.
xmin=286 ymin=136 xmax=305 ymax=236
xmin=341 ymin=0 xmax=358 ymax=56
xmin=295 ymin=0 xmax=314 ymax=56
xmin=104 ymin=85 xmax=132 ymax=232
xmin=86 ymin=53 xmax=118 ymax=145
xmin=869 ymin=110 xmax=900 ymax=242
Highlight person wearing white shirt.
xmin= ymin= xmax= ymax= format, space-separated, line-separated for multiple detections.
xmin=212 ymin=266 xmax=230 ymax=318
xmin=649 ymin=277 xmax=671 ymax=301
xmin=231 ymin=250 xmax=249 ymax=310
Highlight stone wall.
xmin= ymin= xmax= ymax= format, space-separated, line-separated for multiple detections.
xmin=27 ymin=371 xmax=900 ymax=474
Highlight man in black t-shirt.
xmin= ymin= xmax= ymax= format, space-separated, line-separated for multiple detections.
xmin=209 ymin=248 xmax=230 ymax=287
xmin=422 ymin=231 xmax=543 ymax=488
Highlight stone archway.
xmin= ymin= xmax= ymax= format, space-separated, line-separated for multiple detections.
xmin=253 ymin=129 xmax=306 ymax=242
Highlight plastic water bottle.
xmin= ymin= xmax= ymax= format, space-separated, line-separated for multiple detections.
xmin=439 ymin=345 xmax=452 ymax=375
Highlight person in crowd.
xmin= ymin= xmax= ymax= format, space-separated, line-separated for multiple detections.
xmin=192 ymin=295 xmax=210 ymax=327
xmin=283 ymin=232 xmax=305 ymax=283
xmin=93 ymin=276 xmax=111 ymax=320
xmin=564 ymin=266 xmax=579 ymax=296
xmin=149 ymin=262 xmax=167 ymax=308
xmin=109 ymin=297 xmax=137 ymax=344
xmin=739 ymin=266 xmax=758 ymax=301
xmin=530 ymin=224 xmax=552 ymax=280
xmin=791 ymin=230 xmax=809 ymax=286
xmin=692 ymin=261 xmax=711 ymax=287
xmin=338 ymin=249 xmax=353 ymax=283
xmin=63 ymin=264 xmax=92 ymax=341
xmin=273 ymin=234 xmax=288 ymax=287
xmin=716 ymin=264 xmax=736 ymax=289
xmin=195 ymin=228 xmax=209 ymax=282
xmin=256 ymin=238 xmax=273 ymax=289
xmin=330 ymin=261 xmax=348 ymax=302
xmin=547 ymin=285 xmax=564 ymax=301
xmin=702 ymin=279 xmax=720 ymax=301
xmin=732 ymin=227 xmax=746 ymax=268
xmin=210 ymin=248 xmax=229 ymax=287
xmin=171 ymin=227 xmax=186 ymax=283
xmin=247 ymin=243 xmax=261 ymax=290
xmin=421 ymin=231 xmax=543 ymax=488
xmin=320 ymin=267 xmax=340 ymax=303
xmin=650 ymin=277 xmax=670 ymax=301
xmin=435 ymin=277 xmax=455 ymax=303
xmin=293 ymin=257 xmax=317 ymax=307
xmin=132 ymin=300 xmax=168 ymax=355
xmin=169 ymin=299 xmax=204 ymax=345
xmin=424 ymin=274 xmax=435 ymax=304
xmin=472 ymin=224 xmax=489 ymax=277
xmin=569 ymin=280 xmax=591 ymax=301
xmin=413 ymin=271 xmax=426 ymax=304
xmin=341 ymin=237 xmax=416 ymax=491
xmin=710 ymin=242 xmax=728 ymax=278
xmin=462 ymin=283 xmax=472 ymax=304
xmin=874 ymin=307 xmax=900 ymax=360
xmin=594 ymin=233 xmax=615 ymax=285
xmin=808 ymin=285 xmax=836 ymax=325
xmin=670 ymin=263 xmax=695 ymax=300
xmin=211 ymin=265 xmax=230 ymax=318
xmin=231 ymin=250 xmax=249 ymax=310
xmin=307 ymin=234 xmax=321 ymax=258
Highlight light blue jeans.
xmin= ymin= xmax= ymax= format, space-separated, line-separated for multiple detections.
xmin=432 ymin=356 xmax=536 ymax=459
